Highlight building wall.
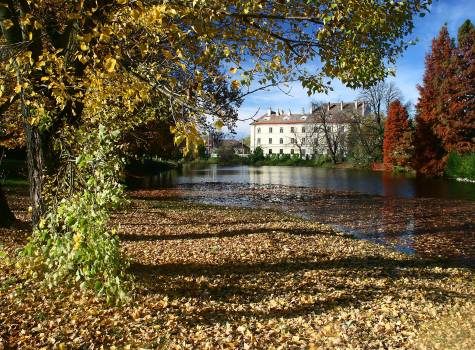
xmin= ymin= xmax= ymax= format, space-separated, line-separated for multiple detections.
xmin=250 ymin=122 xmax=349 ymax=156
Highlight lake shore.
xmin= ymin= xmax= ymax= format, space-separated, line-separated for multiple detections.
xmin=1 ymin=191 xmax=474 ymax=349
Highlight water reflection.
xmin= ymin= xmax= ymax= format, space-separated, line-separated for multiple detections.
xmin=127 ymin=165 xmax=475 ymax=264
xmin=128 ymin=164 xmax=475 ymax=201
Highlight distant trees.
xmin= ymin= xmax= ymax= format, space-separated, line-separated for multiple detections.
xmin=312 ymin=103 xmax=349 ymax=164
xmin=383 ymin=100 xmax=413 ymax=170
xmin=414 ymin=21 xmax=475 ymax=176
xmin=347 ymin=80 xmax=403 ymax=166
xmin=359 ymin=81 xmax=403 ymax=127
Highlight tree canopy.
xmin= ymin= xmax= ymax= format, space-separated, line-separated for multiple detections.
xmin=0 ymin=0 xmax=432 ymax=299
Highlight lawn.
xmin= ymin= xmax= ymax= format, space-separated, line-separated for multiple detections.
xmin=0 ymin=192 xmax=474 ymax=349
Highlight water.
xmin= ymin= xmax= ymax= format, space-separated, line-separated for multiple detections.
xmin=128 ymin=165 xmax=475 ymax=265
xmin=129 ymin=164 xmax=475 ymax=201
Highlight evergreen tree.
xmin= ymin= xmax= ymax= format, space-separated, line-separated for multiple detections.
xmin=414 ymin=26 xmax=453 ymax=176
xmin=383 ymin=100 xmax=413 ymax=170
xmin=444 ymin=20 xmax=475 ymax=154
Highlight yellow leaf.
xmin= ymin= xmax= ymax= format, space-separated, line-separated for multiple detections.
xmin=3 ymin=19 xmax=13 ymax=30
xmin=214 ymin=120 xmax=224 ymax=130
xmin=104 ymin=57 xmax=117 ymax=73
xmin=14 ymin=84 xmax=21 ymax=93
xmin=230 ymin=67 xmax=238 ymax=74
xmin=231 ymin=80 xmax=240 ymax=89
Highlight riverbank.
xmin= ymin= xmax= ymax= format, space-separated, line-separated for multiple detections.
xmin=186 ymin=157 xmax=354 ymax=169
xmin=1 ymin=191 xmax=474 ymax=349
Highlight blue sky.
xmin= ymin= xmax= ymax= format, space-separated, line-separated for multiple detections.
xmin=231 ymin=0 xmax=474 ymax=138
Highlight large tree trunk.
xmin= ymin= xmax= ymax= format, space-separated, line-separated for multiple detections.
xmin=23 ymin=122 xmax=55 ymax=226
xmin=0 ymin=184 xmax=15 ymax=227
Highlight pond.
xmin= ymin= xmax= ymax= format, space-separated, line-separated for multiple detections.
xmin=128 ymin=165 xmax=475 ymax=266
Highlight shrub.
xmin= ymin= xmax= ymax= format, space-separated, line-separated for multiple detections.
xmin=249 ymin=146 xmax=265 ymax=163
xmin=445 ymin=152 xmax=475 ymax=180
xmin=22 ymin=126 xmax=130 ymax=303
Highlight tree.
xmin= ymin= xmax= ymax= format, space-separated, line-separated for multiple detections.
xmin=0 ymin=0 xmax=431 ymax=298
xmin=289 ymin=121 xmax=321 ymax=158
xmin=383 ymin=100 xmax=413 ymax=170
xmin=312 ymin=103 xmax=349 ymax=164
xmin=414 ymin=25 xmax=453 ymax=176
xmin=347 ymin=114 xmax=384 ymax=165
xmin=359 ymin=80 xmax=403 ymax=127
xmin=444 ymin=20 xmax=475 ymax=154
xmin=0 ymin=0 xmax=431 ymax=224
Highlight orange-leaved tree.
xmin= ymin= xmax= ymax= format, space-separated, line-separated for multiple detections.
xmin=383 ymin=100 xmax=413 ymax=170
xmin=444 ymin=20 xmax=475 ymax=154
xmin=414 ymin=25 xmax=453 ymax=176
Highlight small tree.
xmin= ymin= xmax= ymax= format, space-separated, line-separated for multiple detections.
xmin=289 ymin=123 xmax=321 ymax=158
xmin=312 ymin=103 xmax=349 ymax=164
xmin=249 ymin=146 xmax=265 ymax=163
xmin=383 ymin=100 xmax=413 ymax=170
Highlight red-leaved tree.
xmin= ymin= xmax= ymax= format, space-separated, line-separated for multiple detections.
xmin=414 ymin=26 xmax=454 ymax=176
xmin=383 ymin=100 xmax=413 ymax=170
xmin=444 ymin=20 xmax=475 ymax=154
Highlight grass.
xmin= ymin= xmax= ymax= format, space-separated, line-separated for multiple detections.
xmin=1 ymin=193 xmax=474 ymax=349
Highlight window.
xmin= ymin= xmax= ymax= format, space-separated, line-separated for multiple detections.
xmin=257 ymin=138 xmax=261 ymax=145
xmin=279 ymin=138 xmax=283 ymax=144
xmin=291 ymin=138 xmax=295 ymax=144
xmin=314 ymin=126 xmax=319 ymax=132
xmin=280 ymin=127 xmax=284 ymax=133
xmin=257 ymin=127 xmax=261 ymax=134
xmin=291 ymin=149 xmax=295 ymax=155
xmin=290 ymin=127 xmax=295 ymax=133
xmin=302 ymin=126 xmax=306 ymax=133
xmin=269 ymin=127 xmax=273 ymax=133
xmin=269 ymin=138 xmax=272 ymax=144
xmin=280 ymin=149 xmax=284 ymax=154
xmin=301 ymin=137 xmax=306 ymax=144
xmin=268 ymin=149 xmax=273 ymax=154
xmin=302 ymin=149 xmax=306 ymax=156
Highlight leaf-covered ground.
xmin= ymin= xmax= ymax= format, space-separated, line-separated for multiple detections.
xmin=132 ymin=183 xmax=475 ymax=263
xmin=1 ymin=190 xmax=474 ymax=349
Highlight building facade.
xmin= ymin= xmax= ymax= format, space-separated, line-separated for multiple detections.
xmin=250 ymin=101 xmax=370 ymax=157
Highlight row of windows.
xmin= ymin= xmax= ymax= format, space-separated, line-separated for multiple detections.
xmin=257 ymin=126 xmax=310 ymax=134
xmin=266 ymin=149 xmax=305 ymax=155
xmin=257 ymin=126 xmax=344 ymax=134
xmin=256 ymin=137 xmax=314 ymax=145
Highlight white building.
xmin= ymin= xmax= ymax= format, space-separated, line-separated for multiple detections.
xmin=250 ymin=101 xmax=370 ymax=157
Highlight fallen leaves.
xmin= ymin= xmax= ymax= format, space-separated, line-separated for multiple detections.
xmin=0 ymin=191 xmax=474 ymax=349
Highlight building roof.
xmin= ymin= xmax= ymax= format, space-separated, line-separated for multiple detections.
xmin=250 ymin=101 xmax=368 ymax=125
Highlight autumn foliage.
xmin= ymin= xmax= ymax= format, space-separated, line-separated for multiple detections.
xmin=414 ymin=21 xmax=475 ymax=176
xmin=383 ymin=100 xmax=412 ymax=170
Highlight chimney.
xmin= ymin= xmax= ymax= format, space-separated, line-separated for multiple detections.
xmin=289 ymin=109 xmax=292 ymax=116
xmin=340 ymin=101 xmax=343 ymax=111
xmin=327 ymin=102 xmax=330 ymax=111
xmin=354 ymin=100 xmax=358 ymax=112
xmin=267 ymin=107 xmax=272 ymax=116
xmin=301 ymin=107 xmax=305 ymax=114
xmin=361 ymin=101 xmax=365 ymax=116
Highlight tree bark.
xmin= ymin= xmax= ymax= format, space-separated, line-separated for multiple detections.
xmin=23 ymin=120 xmax=56 ymax=226
xmin=0 ymin=184 xmax=15 ymax=227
